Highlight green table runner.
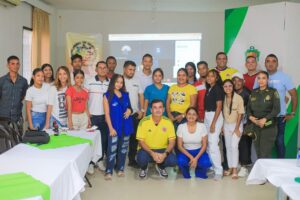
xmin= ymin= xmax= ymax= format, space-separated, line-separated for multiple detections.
xmin=29 ymin=134 xmax=92 ymax=150
xmin=0 ymin=172 xmax=50 ymax=200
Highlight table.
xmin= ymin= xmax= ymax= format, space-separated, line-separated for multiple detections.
xmin=247 ymin=159 xmax=300 ymax=200
xmin=0 ymin=129 xmax=102 ymax=200
xmin=0 ymin=155 xmax=84 ymax=200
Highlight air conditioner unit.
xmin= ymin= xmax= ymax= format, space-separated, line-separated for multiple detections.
xmin=0 ymin=0 xmax=21 ymax=7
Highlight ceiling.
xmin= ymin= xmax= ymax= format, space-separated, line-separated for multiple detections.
xmin=42 ymin=0 xmax=300 ymax=12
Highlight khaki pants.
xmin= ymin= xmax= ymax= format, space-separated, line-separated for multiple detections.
xmin=72 ymin=113 xmax=88 ymax=130
xmin=253 ymin=125 xmax=277 ymax=158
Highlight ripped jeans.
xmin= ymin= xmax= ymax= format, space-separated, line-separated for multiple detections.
xmin=106 ymin=134 xmax=130 ymax=174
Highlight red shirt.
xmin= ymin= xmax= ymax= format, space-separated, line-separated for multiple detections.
xmin=243 ymin=72 xmax=258 ymax=91
xmin=194 ymin=80 xmax=206 ymax=121
xmin=65 ymin=86 xmax=89 ymax=113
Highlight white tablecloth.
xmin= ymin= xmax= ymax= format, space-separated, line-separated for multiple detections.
xmin=0 ymin=129 xmax=102 ymax=200
xmin=247 ymin=159 xmax=300 ymax=200
xmin=0 ymin=155 xmax=84 ymax=200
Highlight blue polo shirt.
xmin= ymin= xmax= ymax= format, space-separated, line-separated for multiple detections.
xmin=254 ymin=71 xmax=294 ymax=116
xmin=144 ymin=84 xmax=169 ymax=116
xmin=0 ymin=73 xmax=28 ymax=122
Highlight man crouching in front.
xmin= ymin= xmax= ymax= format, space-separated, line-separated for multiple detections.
xmin=136 ymin=99 xmax=177 ymax=179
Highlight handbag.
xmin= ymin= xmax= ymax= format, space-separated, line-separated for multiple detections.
xmin=22 ymin=130 xmax=50 ymax=144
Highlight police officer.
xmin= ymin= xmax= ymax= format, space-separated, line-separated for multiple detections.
xmin=246 ymin=71 xmax=280 ymax=158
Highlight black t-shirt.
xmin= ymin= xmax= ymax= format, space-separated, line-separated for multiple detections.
xmin=204 ymin=84 xmax=224 ymax=112
xmin=238 ymin=87 xmax=250 ymax=108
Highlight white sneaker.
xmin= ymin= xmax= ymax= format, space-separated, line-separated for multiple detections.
xmin=96 ymin=160 xmax=106 ymax=171
xmin=238 ymin=166 xmax=248 ymax=177
xmin=87 ymin=164 xmax=95 ymax=175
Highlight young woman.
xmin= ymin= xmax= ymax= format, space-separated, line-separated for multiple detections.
xmin=177 ymin=107 xmax=212 ymax=179
xmin=167 ymin=68 xmax=197 ymax=130
xmin=66 ymin=69 xmax=90 ymax=130
xmin=143 ymin=68 xmax=169 ymax=117
xmin=222 ymin=79 xmax=245 ymax=179
xmin=25 ymin=68 xmax=48 ymax=130
xmin=204 ymin=69 xmax=224 ymax=181
xmin=41 ymin=63 xmax=55 ymax=88
xmin=246 ymin=71 xmax=280 ymax=158
xmin=185 ymin=62 xmax=197 ymax=84
xmin=45 ymin=66 xmax=71 ymax=128
xmin=103 ymin=74 xmax=134 ymax=180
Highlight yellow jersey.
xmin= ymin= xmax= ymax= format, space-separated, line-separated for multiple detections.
xmin=136 ymin=115 xmax=176 ymax=149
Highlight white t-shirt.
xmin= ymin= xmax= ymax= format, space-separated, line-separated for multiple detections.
xmin=25 ymin=84 xmax=49 ymax=113
xmin=43 ymin=82 xmax=54 ymax=90
xmin=176 ymin=122 xmax=208 ymax=150
xmin=47 ymin=85 xmax=68 ymax=125
xmin=135 ymin=70 xmax=152 ymax=92
xmin=84 ymin=76 xmax=109 ymax=115
xmin=124 ymin=76 xmax=143 ymax=113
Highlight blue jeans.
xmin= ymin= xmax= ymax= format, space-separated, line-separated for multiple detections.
xmin=136 ymin=149 xmax=177 ymax=170
xmin=90 ymin=115 xmax=108 ymax=159
xmin=275 ymin=116 xmax=286 ymax=158
xmin=31 ymin=111 xmax=46 ymax=130
xmin=106 ymin=134 xmax=130 ymax=174
xmin=177 ymin=148 xmax=212 ymax=179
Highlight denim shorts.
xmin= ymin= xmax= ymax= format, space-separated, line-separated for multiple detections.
xmin=31 ymin=111 xmax=46 ymax=130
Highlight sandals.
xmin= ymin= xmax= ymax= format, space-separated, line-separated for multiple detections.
xmin=232 ymin=173 xmax=238 ymax=180
xmin=223 ymin=170 xmax=232 ymax=176
xmin=104 ymin=173 xmax=112 ymax=180
xmin=117 ymin=171 xmax=125 ymax=177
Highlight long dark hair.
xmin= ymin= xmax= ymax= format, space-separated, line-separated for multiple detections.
xmin=223 ymin=79 xmax=235 ymax=114
xmin=185 ymin=62 xmax=197 ymax=83
xmin=30 ymin=68 xmax=43 ymax=86
xmin=107 ymin=74 xmax=126 ymax=104
xmin=41 ymin=63 xmax=54 ymax=82
xmin=205 ymin=69 xmax=222 ymax=89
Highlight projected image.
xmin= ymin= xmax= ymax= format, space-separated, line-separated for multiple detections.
xmin=108 ymin=33 xmax=201 ymax=83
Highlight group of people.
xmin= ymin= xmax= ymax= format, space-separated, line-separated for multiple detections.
xmin=0 ymin=51 xmax=297 ymax=181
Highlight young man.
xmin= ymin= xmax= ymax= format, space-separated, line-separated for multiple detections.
xmin=123 ymin=60 xmax=144 ymax=168
xmin=106 ymin=56 xmax=117 ymax=79
xmin=194 ymin=61 xmax=209 ymax=122
xmin=136 ymin=99 xmax=177 ymax=178
xmin=214 ymin=52 xmax=239 ymax=172
xmin=232 ymin=73 xmax=251 ymax=177
xmin=214 ymin=52 xmax=238 ymax=81
xmin=254 ymin=54 xmax=298 ymax=158
xmin=135 ymin=54 xmax=153 ymax=92
xmin=70 ymin=54 xmax=83 ymax=84
xmin=243 ymin=56 xmax=259 ymax=91
xmin=85 ymin=61 xmax=110 ymax=173
xmin=0 ymin=55 xmax=28 ymax=136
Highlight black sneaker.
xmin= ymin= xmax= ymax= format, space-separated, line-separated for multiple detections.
xmin=128 ymin=160 xmax=139 ymax=169
xmin=155 ymin=164 xmax=168 ymax=178
xmin=139 ymin=168 xmax=148 ymax=179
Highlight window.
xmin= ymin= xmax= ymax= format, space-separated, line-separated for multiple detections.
xmin=22 ymin=27 xmax=32 ymax=84
xmin=108 ymin=33 xmax=201 ymax=84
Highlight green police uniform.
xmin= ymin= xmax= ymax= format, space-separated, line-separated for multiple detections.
xmin=246 ymin=87 xmax=280 ymax=158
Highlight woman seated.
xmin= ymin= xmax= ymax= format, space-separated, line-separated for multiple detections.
xmin=177 ymin=107 xmax=212 ymax=179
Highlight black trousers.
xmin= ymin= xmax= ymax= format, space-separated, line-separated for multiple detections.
xmin=128 ymin=113 xmax=140 ymax=163
xmin=238 ymin=135 xmax=252 ymax=166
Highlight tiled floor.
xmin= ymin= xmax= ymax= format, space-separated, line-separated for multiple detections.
xmin=82 ymin=166 xmax=276 ymax=200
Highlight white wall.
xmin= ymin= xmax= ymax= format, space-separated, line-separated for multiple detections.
xmin=0 ymin=2 xmax=32 ymax=76
xmin=55 ymin=9 xmax=224 ymax=70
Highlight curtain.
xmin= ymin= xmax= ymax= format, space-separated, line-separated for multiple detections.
xmin=32 ymin=7 xmax=50 ymax=69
